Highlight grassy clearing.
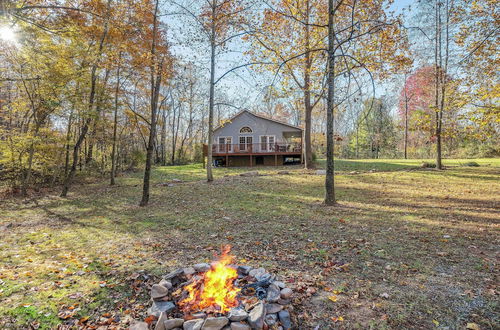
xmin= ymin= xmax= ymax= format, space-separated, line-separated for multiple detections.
xmin=0 ymin=159 xmax=499 ymax=329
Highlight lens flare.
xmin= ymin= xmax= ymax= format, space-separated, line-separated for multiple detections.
xmin=0 ymin=26 xmax=17 ymax=43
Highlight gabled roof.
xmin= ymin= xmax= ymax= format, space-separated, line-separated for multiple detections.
xmin=213 ymin=110 xmax=303 ymax=132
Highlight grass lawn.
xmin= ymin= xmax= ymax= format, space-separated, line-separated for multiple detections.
xmin=0 ymin=159 xmax=498 ymax=329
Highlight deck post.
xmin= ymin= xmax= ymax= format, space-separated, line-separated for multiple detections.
xmin=226 ymin=144 xmax=229 ymax=167
xmin=249 ymin=155 xmax=252 ymax=167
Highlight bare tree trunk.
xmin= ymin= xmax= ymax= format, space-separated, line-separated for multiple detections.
xmin=434 ymin=0 xmax=443 ymax=169
xmin=160 ymin=101 xmax=167 ymax=165
xmin=438 ymin=0 xmax=450 ymax=168
xmin=140 ymin=0 xmax=162 ymax=206
xmin=171 ymin=101 xmax=179 ymax=165
xmin=303 ymin=0 xmax=314 ymax=169
xmin=324 ymin=0 xmax=336 ymax=205
xmin=21 ymin=124 xmax=40 ymax=196
xmin=85 ymin=68 xmax=110 ymax=165
xmin=404 ymin=83 xmax=409 ymax=159
xmin=110 ymin=53 xmax=122 ymax=185
xmin=64 ymin=91 xmax=76 ymax=177
xmin=355 ymin=123 xmax=359 ymax=158
xmin=206 ymin=0 xmax=216 ymax=182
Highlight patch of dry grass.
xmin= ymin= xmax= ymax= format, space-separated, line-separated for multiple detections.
xmin=0 ymin=159 xmax=498 ymax=329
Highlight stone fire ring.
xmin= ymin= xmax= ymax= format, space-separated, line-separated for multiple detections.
xmin=136 ymin=263 xmax=293 ymax=330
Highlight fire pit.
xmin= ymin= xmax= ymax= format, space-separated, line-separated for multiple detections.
xmin=146 ymin=246 xmax=293 ymax=330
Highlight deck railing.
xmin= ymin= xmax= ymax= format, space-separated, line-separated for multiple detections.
xmin=212 ymin=143 xmax=302 ymax=154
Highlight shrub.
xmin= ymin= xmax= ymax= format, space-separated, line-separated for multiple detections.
xmin=421 ymin=162 xmax=436 ymax=168
xmin=129 ymin=150 xmax=145 ymax=168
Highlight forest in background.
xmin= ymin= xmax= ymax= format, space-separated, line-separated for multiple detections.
xmin=0 ymin=0 xmax=498 ymax=201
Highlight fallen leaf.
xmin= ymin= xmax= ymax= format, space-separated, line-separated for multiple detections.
xmin=331 ymin=316 xmax=344 ymax=322
xmin=144 ymin=315 xmax=157 ymax=325
xmin=79 ymin=316 xmax=90 ymax=323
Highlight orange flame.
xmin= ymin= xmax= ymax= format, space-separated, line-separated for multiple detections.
xmin=179 ymin=246 xmax=241 ymax=314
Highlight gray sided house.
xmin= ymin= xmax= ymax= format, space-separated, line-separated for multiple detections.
xmin=210 ymin=110 xmax=303 ymax=167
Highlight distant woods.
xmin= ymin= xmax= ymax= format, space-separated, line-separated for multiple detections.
xmin=0 ymin=0 xmax=498 ymax=204
xmin=1 ymin=0 xmax=206 ymax=202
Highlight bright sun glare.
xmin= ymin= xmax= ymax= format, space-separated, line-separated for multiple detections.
xmin=0 ymin=26 xmax=17 ymax=43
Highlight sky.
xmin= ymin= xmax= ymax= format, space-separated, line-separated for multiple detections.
xmin=164 ymin=0 xmax=417 ymax=118
xmin=390 ymin=0 xmax=415 ymax=12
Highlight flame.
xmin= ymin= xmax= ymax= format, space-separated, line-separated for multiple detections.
xmin=179 ymin=246 xmax=241 ymax=314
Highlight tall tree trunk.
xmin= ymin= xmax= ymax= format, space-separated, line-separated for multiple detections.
xmin=140 ymin=0 xmax=162 ymax=206
xmin=404 ymin=74 xmax=409 ymax=159
xmin=171 ymin=101 xmax=178 ymax=165
xmin=206 ymin=0 xmax=216 ymax=182
xmin=303 ymin=0 xmax=314 ymax=169
xmin=85 ymin=68 xmax=110 ymax=165
xmin=160 ymin=101 xmax=167 ymax=165
xmin=324 ymin=0 xmax=336 ymax=205
xmin=434 ymin=0 xmax=443 ymax=169
xmin=355 ymin=123 xmax=359 ymax=158
xmin=21 ymin=123 xmax=40 ymax=196
xmin=110 ymin=53 xmax=122 ymax=185
xmin=64 ymin=88 xmax=77 ymax=177
xmin=438 ymin=0 xmax=450 ymax=169
xmin=404 ymin=83 xmax=409 ymax=159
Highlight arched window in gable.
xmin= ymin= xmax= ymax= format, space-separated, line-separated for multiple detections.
xmin=240 ymin=126 xmax=252 ymax=133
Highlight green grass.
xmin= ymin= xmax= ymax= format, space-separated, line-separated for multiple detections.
xmin=0 ymin=159 xmax=499 ymax=329
xmin=315 ymin=158 xmax=500 ymax=172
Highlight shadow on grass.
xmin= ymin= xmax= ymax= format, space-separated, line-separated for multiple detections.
xmin=2 ymin=163 xmax=499 ymax=329
xmin=315 ymin=159 xmax=421 ymax=172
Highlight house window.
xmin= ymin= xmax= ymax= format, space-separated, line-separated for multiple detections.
xmin=260 ymin=135 xmax=275 ymax=152
xmin=239 ymin=126 xmax=252 ymax=133
xmin=239 ymin=136 xmax=253 ymax=151
xmin=218 ymin=137 xmax=232 ymax=152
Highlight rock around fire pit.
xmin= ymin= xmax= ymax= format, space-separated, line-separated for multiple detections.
xmin=141 ymin=248 xmax=294 ymax=330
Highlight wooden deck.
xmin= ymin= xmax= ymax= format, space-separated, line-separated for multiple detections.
xmin=203 ymin=143 xmax=303 ymax=166
xmin=211 ymin=143 xmax=302 ymax=156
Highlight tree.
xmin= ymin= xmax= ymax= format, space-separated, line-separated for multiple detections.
xmin=398 ymin=67 xmax=435 ymax=157
xmin=397 ymin=65 xmax=461 ymax=158
xmin=324 ymin=0 xmax=336 ymax=205
xmin=400 ymin=71 xmax=414 ymax=159
xmin=251 ymin=0 xmax=327 ymax=169
xmin=60 ymin=0 xmax=112 ymax=197
xmin=139 ymin=0 xmax=171 ymax=206
xmin=455 ymin=0 xmax=499 ymax=141
xmin=110 ymin=52 xmax=122 ymax=185
xmin=349 ymin=98 xmax=396 ymax=158
xmin=324 ymin=0 xmax=410 ymax=205
xmin=171 ymin=0 xmax=251 ymax=181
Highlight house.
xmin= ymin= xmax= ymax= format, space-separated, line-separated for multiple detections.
xmin=209 ymin=110 xmax=303 ymax=167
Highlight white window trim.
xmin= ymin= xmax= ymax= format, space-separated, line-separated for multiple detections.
xmin=239 ymin=135 xmax=253 ymax=151
xmin=239 ymin=126 xmax=253 ymax=134
xmin=217 ymin=136 xmax=233 ymax=152
xmin=259 ymin=135 xmax=276 ymax=152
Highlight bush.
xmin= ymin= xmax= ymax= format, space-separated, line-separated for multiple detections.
xmin=129 ymin=150 xmax=145 ymax=169
xmin=421 ymin=162 xmax=436 ymax=168
xmin=311 ymin=152 xmax=318 ymax=162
